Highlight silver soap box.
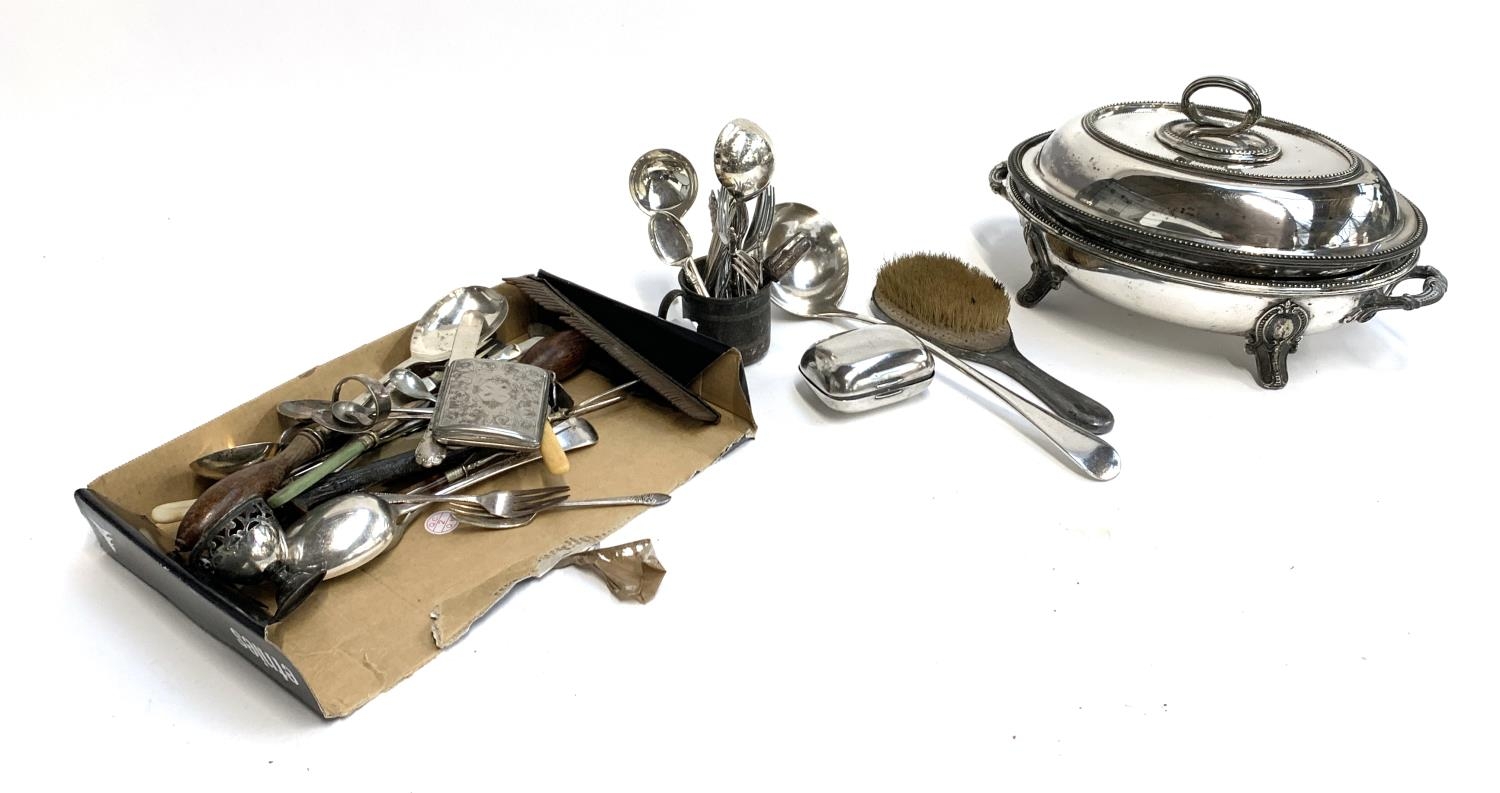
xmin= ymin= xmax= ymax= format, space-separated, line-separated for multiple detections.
xmin=798 ymin=325 xmax=935 ymax=412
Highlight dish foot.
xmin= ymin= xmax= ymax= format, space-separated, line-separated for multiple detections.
xmin=1245 ymin=300 xmax=1310 ymax=389
xmin=1017 ymin=220 xmax=1065 ymax=307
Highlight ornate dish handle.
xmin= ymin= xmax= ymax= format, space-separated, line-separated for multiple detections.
xmin=989 ymin=163 xmax=1010 ymax=199
xmin=1343 ymin=264 xmax=1448 ymax=323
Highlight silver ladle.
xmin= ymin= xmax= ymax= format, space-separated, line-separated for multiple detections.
xmin=767 ymin=208 xmax=1120 ymax=482
xmin=629 ymin=148 xmax=698 ymax=217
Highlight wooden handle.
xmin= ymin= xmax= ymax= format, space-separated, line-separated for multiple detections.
xmin=517 ymin=330 xmax=590 ymax=380
xmin=539 ymin=422 xmax=569 ymax=475
xmin=521 ymin=331 xmax=588 ymax=476
xmin=175 ymin=430 xmax=324 ymax=552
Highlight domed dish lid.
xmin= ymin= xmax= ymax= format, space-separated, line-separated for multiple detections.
xmin=1014 ymin=76 xmax=1426 ymax=267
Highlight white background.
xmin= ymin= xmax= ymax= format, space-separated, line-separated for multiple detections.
xmin=4 ymin=2 xmax=1495 ymax=790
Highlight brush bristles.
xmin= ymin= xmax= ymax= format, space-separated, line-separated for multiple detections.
xmin=874 ymin=252 xmax=1009 ymax=334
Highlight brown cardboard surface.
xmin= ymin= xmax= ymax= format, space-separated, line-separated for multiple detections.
xmin=85 ymin=285 xmax=754 ymax=718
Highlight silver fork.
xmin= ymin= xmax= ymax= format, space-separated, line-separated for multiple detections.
xmin=710 ymin=188 xmax=742 ymax=296
xmin=376 ymin=485 xmax=570 ymax=518
xmin=732 ymin=251 xmax=762 ymax=297
xmin=442 ymin=493 xmax=672 ymax=529
xmin=746 ymin=185 xmax=775 ymax=258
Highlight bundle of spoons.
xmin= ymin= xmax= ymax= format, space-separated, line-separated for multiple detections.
xmin=631 ymin=119 xmax=811 ymax=300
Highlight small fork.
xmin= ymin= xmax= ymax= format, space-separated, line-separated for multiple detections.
xmin=376 ymin=485 xmax=570 ymax=518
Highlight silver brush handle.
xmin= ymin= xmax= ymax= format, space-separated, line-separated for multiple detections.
xmin=951 ymin=343 xmax=1114 ymax=435
xmin=830 ymin=310 xmax=1120 ymax=482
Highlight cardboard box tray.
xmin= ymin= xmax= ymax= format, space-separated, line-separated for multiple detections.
xmin=75 ymin=277 xmax=756 ymax=718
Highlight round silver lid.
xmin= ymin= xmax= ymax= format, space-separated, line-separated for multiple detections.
xmin=1017 ymin=76 xmax=1426 ymax=267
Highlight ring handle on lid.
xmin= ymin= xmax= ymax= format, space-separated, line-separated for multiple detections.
xmin=1181 ymin=75 xmax=1263 ymax=138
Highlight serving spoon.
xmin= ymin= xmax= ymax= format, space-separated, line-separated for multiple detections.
xmin=397 ymin=286 xmax=508 ymax=370
xmin=713 ymin=118 xmax=774 ymax=199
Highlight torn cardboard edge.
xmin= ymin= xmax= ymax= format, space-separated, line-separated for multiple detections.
xmin=77 ymin=277 xmax=756 ymax=719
